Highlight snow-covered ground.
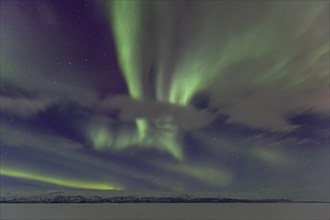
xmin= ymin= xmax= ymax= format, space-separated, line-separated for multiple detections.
xmin=1 ymin=203 xmax=329 ymax=220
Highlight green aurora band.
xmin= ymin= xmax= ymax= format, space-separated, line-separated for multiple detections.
xmin=108 ymin=1 xmax=148 ymax=143
xmin=99 ymin=1 xmax=328 ymax=160
xmin=0 ymin=167 xmax=123 ymax=190
xmin=109 ymin=1 xmax=327 ymax=105
xmin=0 ymin=1 xmax=328 ymax=192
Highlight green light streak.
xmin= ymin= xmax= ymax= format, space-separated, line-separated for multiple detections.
xmin=136 ymin=118 xmax=148 ymax=141
xmin=89 ymin=125 xmax=138 ymax=151
xmin=0 ymin=167 xmax=123 ymax=190
xmin=103 ymin=1 xmax=328 ymax=159
xmin=168 ymin=63 xmax=206 ymax=105
xmin=90 ymin=127 xmax=113 ymax=150
xmin=108 ymin=1 xmax=152 ymax=151
xmin=164 ymin=22 xmax=276 ymax=105
xmin=155 ymin=67 xmax=167 ymax=102
xmin=170 ymin=164 xmax=232 ymax=187
xmin=155 ymin=128 xmax=183 ymax=160
xmin=109 ymin=1 xmax=143 ymax=99
xmin=311 ymin=44 xmax=329 ymax=63
xmin=253 ymin=148 xmax=289 ymax=165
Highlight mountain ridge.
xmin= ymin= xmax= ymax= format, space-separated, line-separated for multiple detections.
xmin=0 ymin=191 xmax=296 ymax=203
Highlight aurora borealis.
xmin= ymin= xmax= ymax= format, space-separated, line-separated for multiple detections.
xmin=0 ymin=1 xmax=329 ymax=201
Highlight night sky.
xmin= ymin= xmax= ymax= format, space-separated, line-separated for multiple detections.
xmin=0 ymin=1 xmax=329 ymax=201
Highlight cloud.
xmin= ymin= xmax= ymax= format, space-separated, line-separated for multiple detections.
xmin=296 ymin=88 xmax=330 ymax=115
xmin=210 ymin=84 xmax=329 ymax=132
xmin=181 ymin=5 xmax=327 ymax=131
xmin=0 ymin=95 xmax=54 ymax=118
xmin=101 ymin=95 xmax=216 ymax=130
xmin=0 ymin=124 xmax=82 ymax=151
xmin=166 ymin=163 xmax=232 ymax=188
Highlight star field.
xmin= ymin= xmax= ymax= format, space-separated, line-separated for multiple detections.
xmin=0 ymin=0 xmax=329 ymax=201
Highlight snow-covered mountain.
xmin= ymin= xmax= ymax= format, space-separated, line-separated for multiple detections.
xmin=0 ymin=190 xmax=292 ymax=203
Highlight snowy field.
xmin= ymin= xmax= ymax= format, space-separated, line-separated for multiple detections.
xmin=1 ymin=203 xmax=329 ymax=220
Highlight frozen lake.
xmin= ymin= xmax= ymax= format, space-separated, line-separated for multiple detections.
xmin=1 ymin=203 xmax=329 ymax=220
